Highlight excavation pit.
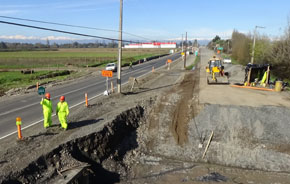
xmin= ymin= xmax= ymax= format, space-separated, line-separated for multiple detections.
xmin=1 ymin=106 xmax=144 ymax=184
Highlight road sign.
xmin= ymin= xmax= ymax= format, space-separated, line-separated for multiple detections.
xmin=181 ymin=52 xmax=185 ymax=56
xmin=102 ymin=70 xmax=113 ymax=78
xmin=167 ymin=59 xmax=172 ymax=63
xmin=217 ymin=47 xmax=223 ymax=50
xmin=38 ymin=86 xmax=45 ymax=95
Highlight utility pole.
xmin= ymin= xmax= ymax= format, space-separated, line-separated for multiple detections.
xmin=251 ymin=25 xmax=265 ymax=64
xmin=184 ymin=32 xmax=187 ymax=69
xmin=117 ymin=0 xmax=123 ymax=93
xmin=227 ymin=40 xmax=230 ymax=54
xmin=181 ymin=34 xmax=184 ymax=53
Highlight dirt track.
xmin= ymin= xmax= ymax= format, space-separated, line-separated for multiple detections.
xmin=1 ymin=48 xmax=290 ymax=183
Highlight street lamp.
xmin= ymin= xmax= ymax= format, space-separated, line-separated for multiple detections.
xmin=251 ymin=25 xmax=265 ymax=64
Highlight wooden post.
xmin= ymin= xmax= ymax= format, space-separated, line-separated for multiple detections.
xmin=111 ymin=81 xmax=114 ymax=93
xmin=246 ymin=68 xmax=252 ymax=86
xmin=202 ymin=131 xmax=214 ymax=159
xmin=130 ymin=78 xmax=138 ymax=92
xmin=265 ymin=65 xmax=270 ymax=86
xmin=36 ymin=82 xmax=39 ymax=91
xmin=152 ymin=66 xmax=155 ymax=72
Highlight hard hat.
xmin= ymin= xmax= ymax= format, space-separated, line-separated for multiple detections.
xmin=45 ymin=93 xmax=51 ymax=99
xmin=60 ymin=96 xmax=65 ymax=102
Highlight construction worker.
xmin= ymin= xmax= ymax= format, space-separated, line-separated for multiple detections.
xmin=56 ymin=96 xmax=69 ymax=130
xmin=129 ymin=61 xmax=133 ymax=69
xmin=40 ymin=93 xmax=53 ymax=128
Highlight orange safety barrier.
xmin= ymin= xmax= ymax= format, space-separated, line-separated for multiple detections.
xmin=230 ymin=85 xmax=274 ymax=91
xmin=16 ymin=117 xmax=22 ymax=140
xmin=85 ymin=93 xmax=88 ymax=107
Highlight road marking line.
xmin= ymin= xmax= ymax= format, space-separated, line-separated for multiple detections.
xmin=0 ymin=59 xmax=161 ymax=117
xmin=0 ymin=55 xmax=180 ymax=140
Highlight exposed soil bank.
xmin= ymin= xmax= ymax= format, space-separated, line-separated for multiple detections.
xmin=1 ymin=106 xmax=144 ymax=184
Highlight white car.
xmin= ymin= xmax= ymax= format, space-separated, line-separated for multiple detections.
xmin=223 ymin=58 xmax=232 ymax=64
xmin=105 ymin=63 xmax=117 ymax=72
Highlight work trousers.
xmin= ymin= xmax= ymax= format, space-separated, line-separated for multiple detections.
xmin=43 ymin=111 xmax=52 ymax=128
xmin=58 ymin=112 xmax=68 ymax=129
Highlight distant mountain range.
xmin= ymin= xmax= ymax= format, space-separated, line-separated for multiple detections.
xmin=0 ymin=37 xmax=211 ymax=46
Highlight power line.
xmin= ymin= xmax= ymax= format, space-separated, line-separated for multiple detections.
xmin=0 ymin=15 xmax=152 ymax=41
xmin=0 ymin=20 xmax=139 ymax=43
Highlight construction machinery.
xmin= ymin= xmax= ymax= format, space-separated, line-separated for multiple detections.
xmin=206 ymin=56 xmax=229 ymax=84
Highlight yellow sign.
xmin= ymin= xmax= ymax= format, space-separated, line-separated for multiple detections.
xmin=102 ymin=70 xmax=113 ymax=77
xmin=181 ymin=52 xmax=185 ymax=56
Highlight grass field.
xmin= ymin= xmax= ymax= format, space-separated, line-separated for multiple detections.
xmin=0 ymin=70 xmax=73 ymax=90
xmin=0 ymin=48 xmax=173 ymax=94
xmin=0 ymin=48 xmax=171 ymax=69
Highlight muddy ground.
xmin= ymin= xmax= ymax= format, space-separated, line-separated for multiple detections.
xmin=1 ymin=49 xmax=290 ymax=184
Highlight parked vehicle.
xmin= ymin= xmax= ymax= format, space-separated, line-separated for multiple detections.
xmin=223 ymin=58 xmax=232 ymax=64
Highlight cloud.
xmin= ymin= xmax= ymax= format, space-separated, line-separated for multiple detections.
xmin=186 ymin=28 xmax=233 ymax=40
xmin=0 ymin=10 xmax=20 ymax=15
xmin=52 ymin=0 xmax=119 ymax=11
xmin=0 ymin=35 xmax=78 ymax=41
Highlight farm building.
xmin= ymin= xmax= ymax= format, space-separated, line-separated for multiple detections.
xmin=124 ymin=42 xmax=176 ymax=49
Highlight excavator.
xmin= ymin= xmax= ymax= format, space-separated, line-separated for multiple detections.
xmin=206 ymin=55 xmax=229 ymax=84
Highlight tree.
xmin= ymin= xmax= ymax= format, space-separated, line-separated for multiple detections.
xmin=231 ymin=30 xmax=251 ymax=65
xmin=269 ymin=22 xmax=290 ymax=79
xmin=193 ymin=39 xmax=198 ymax=47
xmin=0 ymin=42 xmax=7 ymax=49
xmin=212 ymin=35 xmax=221 ymax=42
xmin=46 ymin=39 xmax=50 ymax=48
xmin=250 ymin=35 xmax=271 ymax=64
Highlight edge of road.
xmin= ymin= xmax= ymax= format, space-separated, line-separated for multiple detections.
xmin=0 ymin=53 xmax=183 ymax=140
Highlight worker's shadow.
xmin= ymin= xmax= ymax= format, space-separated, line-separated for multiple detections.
xmin=68 ymin=118 xmax=103 ymax=130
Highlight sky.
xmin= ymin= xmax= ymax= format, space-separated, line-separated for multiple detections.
xmin=0 ymin=0 xmax=289 ymax=42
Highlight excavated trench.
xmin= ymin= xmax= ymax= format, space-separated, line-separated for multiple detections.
xmin=2 ymin=106 xmax=144 ymax=184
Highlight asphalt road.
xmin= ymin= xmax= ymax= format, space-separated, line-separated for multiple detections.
xmin=0 ymin=53 xmax=181 ymax=139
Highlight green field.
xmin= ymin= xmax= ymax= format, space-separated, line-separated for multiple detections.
xmin=0 ymin=70 xmax=74 ymax=94
xmin=0 ymin=48 xmax=172 ymax=94
xmin=0 ymin=48 xmax=170 ymax=69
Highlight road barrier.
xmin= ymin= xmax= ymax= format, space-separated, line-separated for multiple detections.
xmin=16 ymin=117 xmax=22 ymax=140
xmin=85 ymin=93 xmax=88 ymax=107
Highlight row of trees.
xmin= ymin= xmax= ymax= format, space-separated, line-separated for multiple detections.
xmin=208 ymin=22 xmax=290 ymax=80
xmin=0 ymin=40 xmax=119 ymax=50
xmin=207 ymin=35 xmax=231 ymax=54
xmin=177 ymin=39 xmax=199 ymax=48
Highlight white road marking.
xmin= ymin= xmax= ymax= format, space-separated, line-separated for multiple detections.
xmin=0 ymin=55 xmax=180 ymax=140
